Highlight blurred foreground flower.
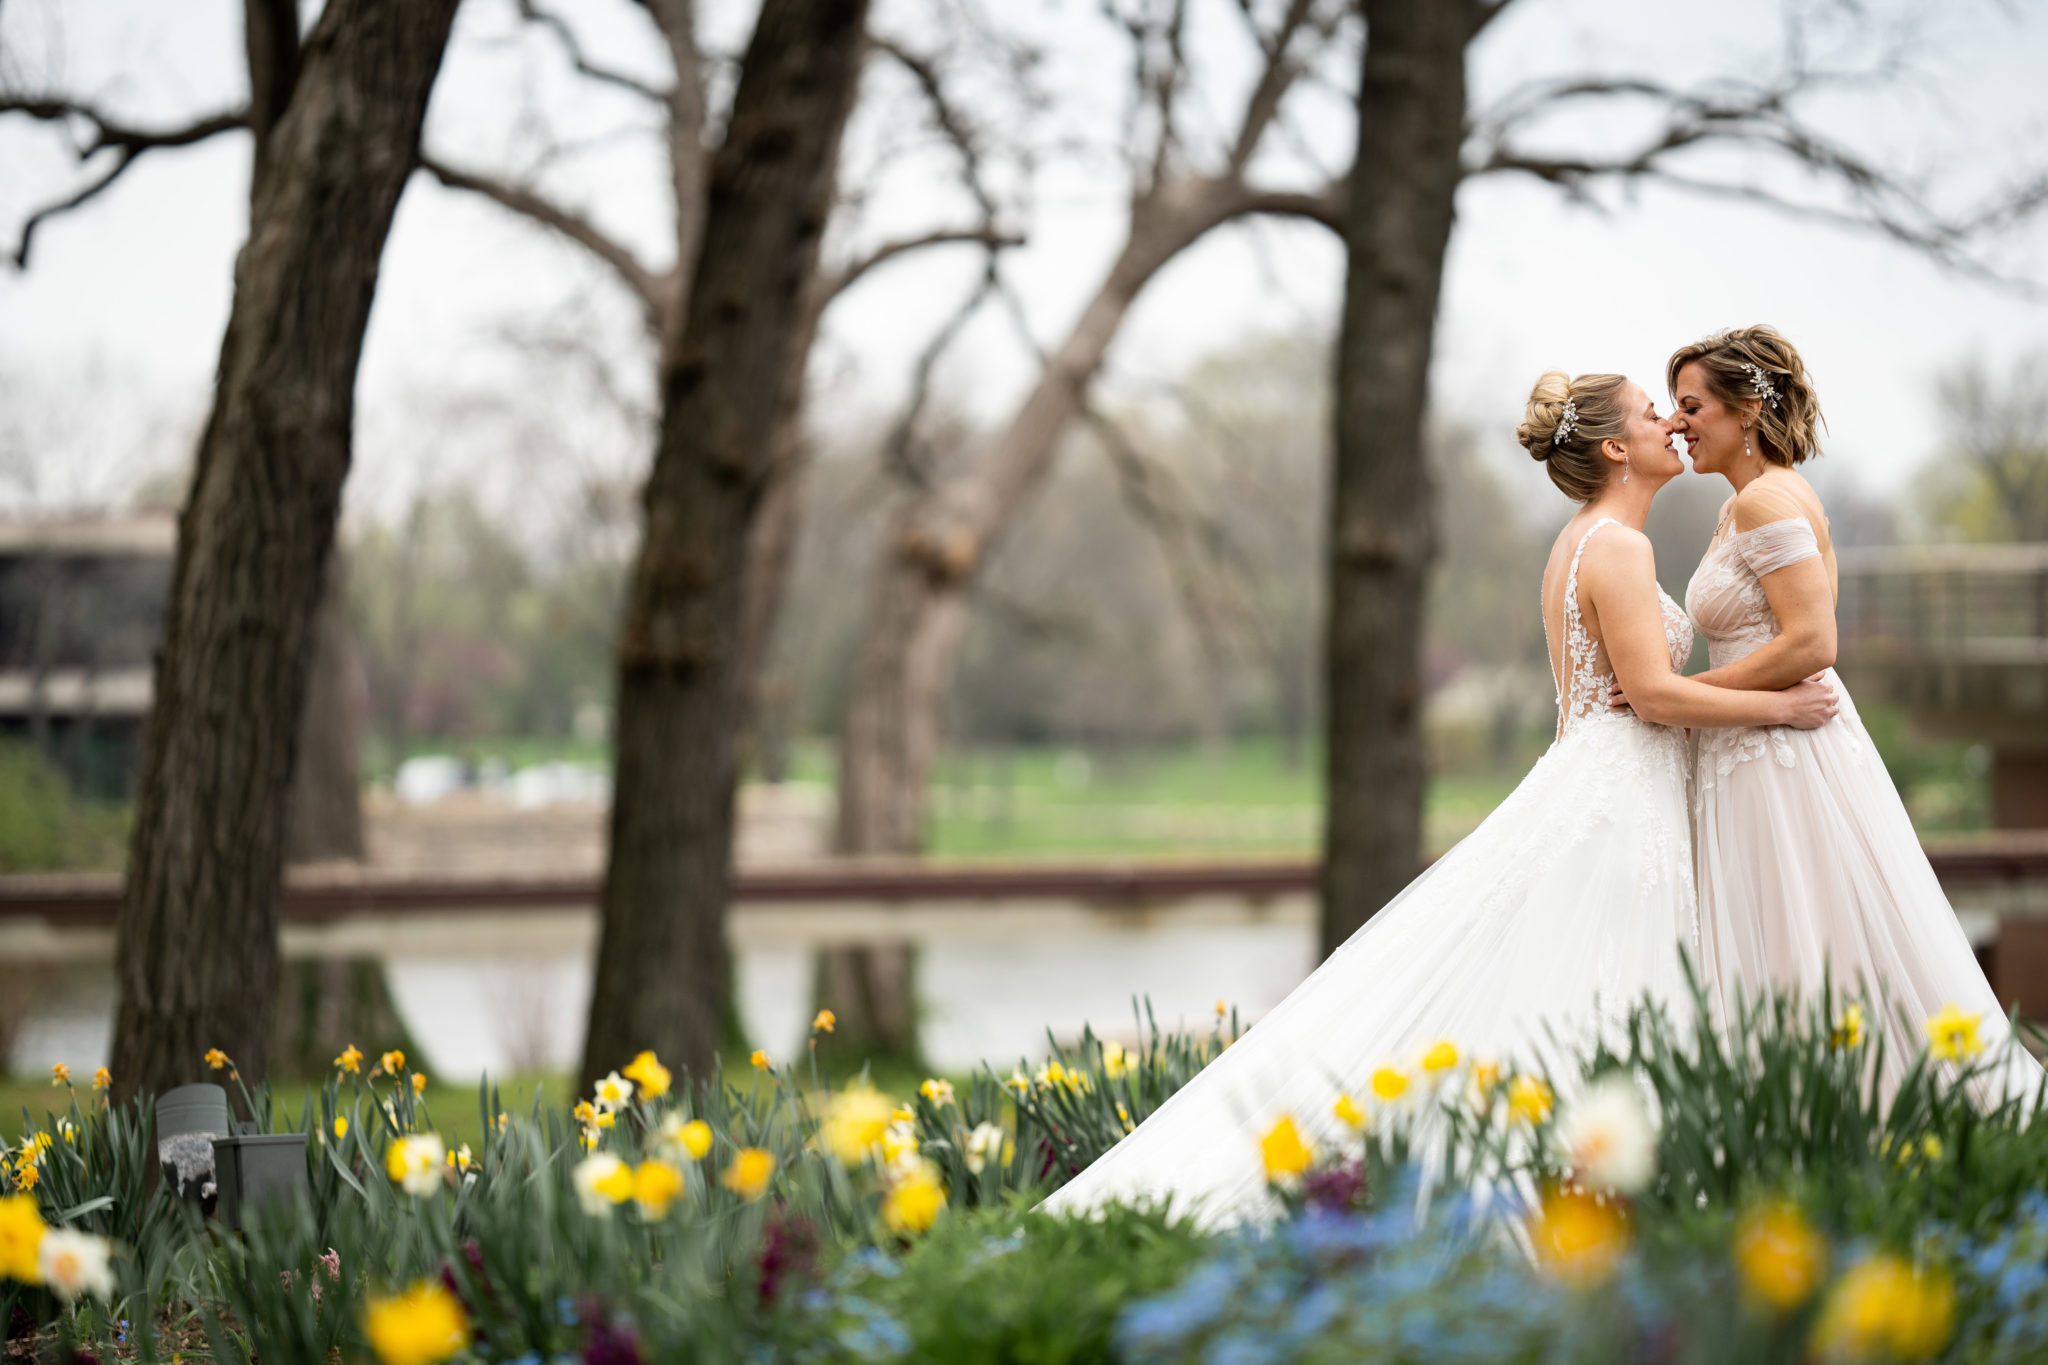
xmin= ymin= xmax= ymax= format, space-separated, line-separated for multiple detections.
xmin=1259 ymin=1115 xmax=1312 ymax=1184
xmin=1924 ymin=1005 xmax=1982 ymax=1064
xmin=1332 ymin=1093 xmax=1365 ymax=1130
xmin=965 ymin=1122 xmax=1005 ymax=1174
xmin=919 ymin=1077 xmax=955 ymax=1107
xmin=365 ymin=1281 xmax=470 ymax=1365
xmin=883 ymin=1162 xmax=947 ymax=1235
xmin=574 ymin=1153 xmax=635 ymax=1215
xmin=1369 ymin=1067 xmax=1409 ymax=1104
xmin=1831 ymin=1005 xmax=1865 ymax=1051
xmin=1531 ymin=1186 xmax=1628 ymax=1288
xmin=335 ymin=1043 xmax=364 ymax=1074
xmin=1508 ymin=1075 xmax=1554 ymax=1124
xmin=38 ymin=1228 xmax=114 ymax=1303
xmin=723 ymin=1147 xmax=776 ymax=1201
xmin=657 ymin=1113 xmax=714 ymax=1162
xmin=92 ymin=1067 xmax=111 ymax=1093
xmin=379 ymin=1049 xmax=405 ymax=1076
xmin=623 ymin=1050 xmax=671 ymax=1099
xmin=1554 ymin=1073 xmax=1657 ymax=1194
xmin=1420 ymin=1039 xmax=1459 ymax=1075
xmin=594 ymin=1071 xmax=633 ymax=1110
xmin=1811 ymin=1255 xmax=1954 ymax=1362
xmin=386 ymin=1135 xmax=447 ymax=1197
xmin=0 ymin=1194 xmax=46 ymax=1283
xmin=821 ymin=1086 xmax=894 ymax=1166
xmin=633 ymin=1159 xmax=685 ymax=1220
xmin=1734 ymin=1200 xmax=1828 ymax=1312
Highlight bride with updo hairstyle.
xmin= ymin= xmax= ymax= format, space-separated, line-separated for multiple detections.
xmin=1662 ymin=325 xmax=2043 ymax=1106
xmin=1041 ymin=369 xmax=1837 ymax=1228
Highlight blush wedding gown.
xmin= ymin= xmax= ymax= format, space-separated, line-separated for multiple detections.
xmin=1686 ymin=505 xmax=2043 ymax=1103
xmin=1043 ymin=519 xmax=1699 ymax=1225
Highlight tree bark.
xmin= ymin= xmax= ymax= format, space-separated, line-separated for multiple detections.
xmin=285 ymin=548 xmax=366 ymax=863
xmin=578 ymin=0 xmax=872 ymax=1093
xmin=1318 ymin=1 xmax=1468 ymax=956
xmin=109 ymin=0 xmax=461 ymax=1103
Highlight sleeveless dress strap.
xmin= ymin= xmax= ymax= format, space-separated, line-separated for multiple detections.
xmin=1554 ymin=517 xmax=1618 ymax=737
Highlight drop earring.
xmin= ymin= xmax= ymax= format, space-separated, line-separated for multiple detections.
xmin=1623 ymin=453 xmax=1631 ymax=485
xmin=1743 ymin=422 xmax=1754 ymax=461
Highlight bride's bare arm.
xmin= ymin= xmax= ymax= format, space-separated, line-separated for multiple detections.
xmin=1688 ymin=485 xmax=1837 ymax=692
xmin=1581 ymin=529 xmax=1837 ymax=730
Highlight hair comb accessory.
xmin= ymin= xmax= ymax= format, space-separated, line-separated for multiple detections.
xmin=1555 ymin=398 xmax=1580 ymax=445
xmin=1740 ymin=361 xmax=1780 ymax=407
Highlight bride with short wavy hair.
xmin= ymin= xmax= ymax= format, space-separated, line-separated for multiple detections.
xmin=1041 ymin=370 xmax=1837 ymax=1226
xmin=1662 ymin=324 xmax=2043 ymax=1103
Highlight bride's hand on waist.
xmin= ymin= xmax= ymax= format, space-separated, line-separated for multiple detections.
xmin=1778 ymin=673 xmax=1838 ymax=729
xmin=1607 ymin=681 xmax=1633 ymax=714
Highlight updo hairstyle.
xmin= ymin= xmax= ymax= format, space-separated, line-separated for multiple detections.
xmin=1516 ymin=370 xmax=1631 ymax=504
xmin=1664 ymin=325 xmax=1824 ymax=466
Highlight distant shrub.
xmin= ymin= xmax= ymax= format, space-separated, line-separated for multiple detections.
xmin=0 ymin=741 xmax=126 ymax=872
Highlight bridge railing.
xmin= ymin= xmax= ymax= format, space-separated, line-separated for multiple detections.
xmin=1838 ymin=543 xmax=2048 ymax=667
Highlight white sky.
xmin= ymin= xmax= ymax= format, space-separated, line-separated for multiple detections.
xmin=3 ymin=0 xmax=2046 ymax=526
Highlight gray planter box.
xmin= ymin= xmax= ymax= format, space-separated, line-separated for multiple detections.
xmin=155 ymin=1083 xmax=232 ymax=1207
xmin=210 ymin=1133 xmax=310 ymax=1229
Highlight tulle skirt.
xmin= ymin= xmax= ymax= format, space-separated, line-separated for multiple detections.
xmin=1041 ymin=711 xmax=1698 ymax=1227
xmin=1694 ymin=670 xmax=2043 ymax=1105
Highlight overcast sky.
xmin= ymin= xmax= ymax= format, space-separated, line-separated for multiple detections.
xmin=3 ymin=0 xmax=2046 ymax=530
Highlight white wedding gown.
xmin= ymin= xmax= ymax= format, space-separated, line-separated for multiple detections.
xmin=1687 ymin=511 xmax=2043 ymax=1103
xmin=1042 ymin=519 xmax=1699 ymax=1225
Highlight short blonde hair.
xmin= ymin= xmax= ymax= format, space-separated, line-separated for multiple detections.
xmin=1515 ymin=371 xmax=1630 ymax=504
xmin=1665 ymin=325 xmax=1824 ymax=466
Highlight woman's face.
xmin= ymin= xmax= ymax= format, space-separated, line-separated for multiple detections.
xmin=1612 ymin=381 xmax=1681 ymax=488
xmin=1669 ymin=361 xmax=1752 ymax=479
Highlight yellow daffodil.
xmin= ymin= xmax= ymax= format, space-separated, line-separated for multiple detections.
xmin=1831 ymin=1005 xmax=1865 ymax=1051
xmin=1370 ymin=1066 xmax=1409 ymax=1103
xmin=385 ymin=1135 xmax=446 ymax=1197
xmin=1333 ymin=1093 xmax=1366 ymax=1129
xmin=1925 ymin=1005 xmax=1982 ymax=1064
xmin=1471 ymin=1060 xmax=1502 ymax=1105
xmin=204 ymin=1048 xmax=229 ymax=1072
xmin=1259 ymin=1115 xmax=1313 ymax=1183
xmin=379 ymin=1050 xmax=406 ymax=1076
xmin=0 ymin=1194 xmax=46 ymax=1283
xmin=334 ymin=1116 xmax=350 ymax=1141
xmin=812 ymin=1009 xmax=836 ymax=1034
xmin=410 ymin=1073 xmax=427 ymax=1097
xmin=445 ymin=1144 xmax=475 ymax=1174
xmin=595 ymin=1110 xmax=616 ymax=1130
xmin=1214 ymin=999 xmax=1228 ymax=1018
xmin=721 ymin=1147 xmax=776 ymax=1201
xmin=1921 ymin=1134 xmax=1944 ymax=1162
xmin=91 ymin=1068 xmax=111 ymax=1093
xmin=335 ymin=1044 xmax=364 ymax=1075
xmin=1005 ymin=1069 xmax=1030 ymax=1096
xmin=1509 ymin=1075 xmax=1555 ymax=1124
xmin=633 ymin=1159 xmax=685 ymax=1220
xmin=919 ymin=1077 xmax=955 ymax=1107
xmin=573 ymin=1100 xmax=599 ymax=1127
xmin=1811 ymin=1255 xmax=1954 ymax=1362
xmin=750 ymin=1050 xmax=772 ymax=1072
xmin=1531 ymin=1186 xmax=1628 ymax=1288
xmin=364 ymin=1281 xmax=469 ymax=1365
xmin=666 ymin=1116 xmax=714 ymax=1161
xmin=49 ymin=1063 xmax=69 ymax=1087
xmin=882 ymin=1162 xmax=947 ymax=1235
xmin=55 ymin=1120 xmax=75 ymax=1146
xmin=9 ymin=1161 xmax=37 ymax=1192
xmin=1101 ymin=1041 xmax=1129 ymax=1080
xmin=578 ymin=1129 xmax=599 ymax=1153
xmin=622 ymin=1050 xmax=671 ymax=1100
xmin=1734 ymin=1200 xmax=1827 ymax=1312
xmin=572 ymin=1153 xmax=635 ymax=1214
xmin=1420 ymin=1039 xmax=1459 ymax=1074
xmin=494 ymin=1112 xmax=509 ymax=1134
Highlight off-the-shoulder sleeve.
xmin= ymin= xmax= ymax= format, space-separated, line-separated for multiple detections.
xmin=1738 ymin=516 xmax=1820 ymax=577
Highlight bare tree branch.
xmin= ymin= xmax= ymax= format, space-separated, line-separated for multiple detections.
xmin=1231 ymin=183 xmax=1346 ymax=233
xmin=516 ymin=0 xmax=671 ymax=104
xmin=0 ymin=99 xmax=247 ymax=267
xmin=817 ymin=225 xmax=1025 ymax=307
xmin=882 ymin=261 xmax=1004 ymax=491
xmin=1225 ymin=0 xmax=1324 ymax=175
xmin=419 ymin=154 xmax=667 ymax=321
xmin=870 ymin=34 xmax=1000 ymax=219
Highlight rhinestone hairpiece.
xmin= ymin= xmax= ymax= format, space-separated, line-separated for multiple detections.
xmin=1741 ymin=361 xmax=1781 ymax=407
xmin=1555 ymin=398 xmax=1580 ymax=445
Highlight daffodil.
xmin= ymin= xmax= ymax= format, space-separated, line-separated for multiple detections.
xmin=721 ymin=1147 xmax=775 ymax=1201
xmin=37 ymin=1228 xmax=114 ymax=1303
xmin=919 ymin=1077 xmax=955 ymax=1107
xmin=1925 ymin=1004 xmax=1983 ymax=1063
xmin=656 ymin=1113 xmax=714 ymax=1162
xmin=410 ymin=1073 xmax=427 ymax=1097
xmin=573 ymin=1100 xmax=600 ymax=1127
xmin=1333 ymin=1093 xmax=1366 ymax=1129
xmin=1101 ymin=1041 xmax=1129 ymax=1080
xmin=750 ymin=1050 xmax=772 ymax=1072
xmin=1554 ymin=1073 xmax=1658 ymax=1195
xmin=1734 ymin=1200 xmax=1827 ymax=1313
xmin=1831 ymin=1004 xmax=1865 ymax=1051
xmin=334 ymin=1116 xmax=350 ymax=1141
xmin=335 ymin=1044 xmax=364 ymax=1075
xmin=623 ymin=1050 xmax=671 ymax=1100
xmin=49 ymin=1063 xmax=69 ymax=1087
xmin=364 ymin=1281 xmax=470 ymax=1365
xmin=379 ymin=1050 xmax=406 ymax=1076
xmin=385 ymin=1135 xmax=446 ymax=1197
xmin=882 ymin=1161 xmax=947 ymax=1235
xmin=445 ymin=1144 xmax=475 ymax=1174
xmin=632 ymin=1159 xmax=685 ymax=1220
xmin=1004 ymin=1068 xmax=1030 ymax=1096
xmin=1369 ymin=1066 xmax=1409 ymax=1104
xmin=572 ymin=1153 xmax=635 ymax=1215
xmin=1420 ymin=1039 xmax=1459 ymax=1075
xmin=1470 ymin=1060 xmax=1502 ymax=1107
xmin=91 ymin=1067 xmax=111 ymax=1093
xmin=1508 ymin=1075 xmax=1554 ymax=1124
xmin=812 ymin=1009 xmax=836 ymax=1034
xmin=593 ymin=1071 xmax=633 ymax=1110
xmin=881 ymin=1118 xmax=920 ymax=1173
xmin=204 ymin=1048 xmax=229 ymax=1071
xmin=1531 ymin=1186 xmax=1628 ymax=1288
xmin=1259 ymin=1115 xmax=1313 ymax=1183
xmin=0 ymin=1194 xmax=46 ymax=1283
xmin=820 ymin=1085 xmax=894 ymax=1166
xmin=1811 ymin=1255 xmax=1954 ymax=1362
xmin=965 ymin=1122 xmax=1005 ymax=1174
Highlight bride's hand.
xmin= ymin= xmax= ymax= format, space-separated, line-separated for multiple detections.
xmin=1779 ymin=674 xmax=1839 ymax=729
xmin=1607 ymin=681 xmax=1632 ymax=714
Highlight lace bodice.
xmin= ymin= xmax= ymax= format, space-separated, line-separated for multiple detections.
xmin=1684 ymin=513 xmax=1827 ymax=784
xmin=1550 ymin=518 xmax=1694 ymax=738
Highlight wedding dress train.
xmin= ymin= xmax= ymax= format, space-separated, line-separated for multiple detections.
xmin=1042 ymin=519 xmax=1699 ymax=1225
xmin=1686 ymin=511 xmax=2044 ymax=1103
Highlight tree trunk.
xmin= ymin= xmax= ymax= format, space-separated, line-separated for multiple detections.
xmin=286 ymin=548 xmax=366 ymax=863
xmin=834 ymin=189 xmax=1240 ymax=860
xmin=578 ymin=0 xmax=872 ymax=1094
xmin=1318 ymin=1 xmax=1467 ymax=956
xmin=109 ymin=0 xmax=461 ymax=1103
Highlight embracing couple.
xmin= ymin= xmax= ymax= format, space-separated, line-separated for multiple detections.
xmin=1047 ymin=325 xmax=2043 ymax=1224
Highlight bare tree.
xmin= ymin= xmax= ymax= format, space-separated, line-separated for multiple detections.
xmin=834 ymin=0 xmax=1349 ymax=863
xmin=1924 ymin=354 xmax=2048 ymax=542
xmin=1319 ymin=0 xmax=2048 ymax=953
xmin=576 ymin=0 xmax=878 ymax=1089
xmin=4 ymin=0 xmax=463 ymax=1098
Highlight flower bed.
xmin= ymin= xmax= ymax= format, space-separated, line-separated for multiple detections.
xmin=3 ymin=978 xmax=2045 ymax=1364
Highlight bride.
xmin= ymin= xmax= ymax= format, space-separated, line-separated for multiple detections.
xmin=1041 ymin=371 xmax=1836 ymax=1225
xmin=1659 ymin=325 xmax=2043 ymax=1103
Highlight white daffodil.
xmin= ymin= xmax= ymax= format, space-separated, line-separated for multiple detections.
xmin=38 ymin=1228 xmax=116 ymax=1303
xmin=384 ymin=1134 xmax=447 ymax=1197
xmin=964 ymin=1122 xmax=1006 ymax=1175
xmin=1554 ymin=1073 xmax=1658 ymax=1195
xmin=573 ymin=1152 xmax=634 ymax=1216
xmin=592 ymin=1071 xmax=633 ymax=1112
